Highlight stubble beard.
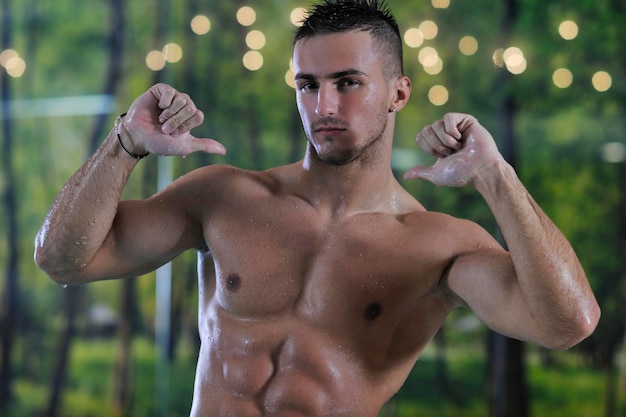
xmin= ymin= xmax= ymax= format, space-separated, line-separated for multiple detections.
xmin=306 ymin=113 xmax=389 ymax=168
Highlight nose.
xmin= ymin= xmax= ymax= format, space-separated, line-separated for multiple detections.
xmin=315 ymin=85 xmax=338 ymax=117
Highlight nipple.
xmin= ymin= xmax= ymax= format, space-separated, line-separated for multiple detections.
xmin=364 ymin=302 xmax=382 ymax=321
xmin=226 ymin=273 xmax=242 ymax=292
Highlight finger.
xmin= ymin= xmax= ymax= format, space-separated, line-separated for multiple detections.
xmin=182 ymin=137 xmax=227 ymax=156
xmin=431 ymin=121 xmax=462 ymax=151
xmin=159 ymin=94 xmax=190 ymax=126
xmin=403 ymin=166 xmax=434 ymax=181
xmin=161 ymin=98 xmax=202 ymax=135
xmin=417 ymin=125 xmax=454 ymax=157
xmin=150 ymin=83 xmax=176 ymax=110
xmin=196 ymin=138 xmax=227 ymax=155
xmin=172 ymin=108 xmax=204 ymax=136
xmin=443 ymin=113 xmax=463 ymax=140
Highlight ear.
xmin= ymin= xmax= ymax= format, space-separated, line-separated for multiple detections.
xmin=388 ymin=76 xmax=412 ymax=113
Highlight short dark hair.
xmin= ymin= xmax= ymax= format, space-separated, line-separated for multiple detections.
xmin=294 ymin=0 xmax=404 ymax=79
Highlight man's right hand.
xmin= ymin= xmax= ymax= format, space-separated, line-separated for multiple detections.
xmin=120 ymin=83 xmax=227 ymax=157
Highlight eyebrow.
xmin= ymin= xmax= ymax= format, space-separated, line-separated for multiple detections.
xmin=295 ymin=68 xmax=368 ymax=81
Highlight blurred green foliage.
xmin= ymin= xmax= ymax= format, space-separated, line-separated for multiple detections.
xmin=1 ymin=0 xmax=625 ymax=415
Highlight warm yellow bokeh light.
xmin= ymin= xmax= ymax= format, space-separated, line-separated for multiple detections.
xmin=191 ymin=15 xmax=211 ymax=35
xmin=285 ymin=69 xmax=296 ymax=88
xmin=404 ymin=28 xmax=424 ymax=49
xmin=431 ymin=0 xmax=450 ymax=9
xmin=552 ymin=68 xmax=573 ymax=88
xmin=492 ymin=48 xmax=504 ymax=67
xmin=458 ymin=36 xmax=478 ymax=56
xmin=1 ymin=49 xmax=26 ymax=77
xmin=246 ymin=30 xmax=266 ymax=50
xmin=423 ymin=58 xmax=443 ymax=75
xmin=592 ymin=71 xmax=612 ymax=92
xmin=5 ymin=56 xmax=26 ymax=77
xmin=419 ymin=20 xmax=438 ymax=40
xmin=146 ymin=50 xmax=166 ymax=71
xmin=237 ymin=6 xmax=256 ymax=27
xmin=559 ymin=20 xmax=579 ymax=40
xmin=503 ymin=47 xmax=526 ymax=74
xmin=418 ymin=47 xmax=439 ymax=67
xmin=243 ymin=51 xmax=264 ymax=71
xmin=428 ymin=85 xmax=449 ymax=106
xmin=290 ymin=8 xmax=307 ymax=26
xmin=162 ymin=43 xmax=183 ymax=63
xmin=0 ymin=49 xmax=19 ymax=67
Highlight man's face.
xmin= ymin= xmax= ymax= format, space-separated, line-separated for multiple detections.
xmin=293 ymin=31 xmax=394 ymax=166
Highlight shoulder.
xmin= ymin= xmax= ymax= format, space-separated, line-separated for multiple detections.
xmin=157 ymin=164 xmax=297 ymax=215
xmin=167 ymin=164 xmax=282 ymax=196
xmin=398 ymin=209 xmax=505 ymax=267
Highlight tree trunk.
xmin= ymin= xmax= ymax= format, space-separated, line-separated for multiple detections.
xmin=0 ymin=0 xmax=20 ymax=410
xmin=603 ymin=361 xmax=618 ymax=417
xmin=487 ymin=1 xmax=528 ymax=417
xmin=46 ymin=1 xmax=126 ymax=415
xmin=45 ymin=286 xmax=81 ymax=417
xmin=111 ymin=278 xmax=135 ymax=417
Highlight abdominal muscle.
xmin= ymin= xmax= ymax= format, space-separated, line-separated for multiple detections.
xmin=189 ymin=299 xmax=388 ymax=417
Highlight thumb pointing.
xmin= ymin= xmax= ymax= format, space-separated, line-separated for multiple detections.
xmin=403 ymin=166 xmax=433 ymax=181
xmin=189 ymin=137 xmax=227 ymax=155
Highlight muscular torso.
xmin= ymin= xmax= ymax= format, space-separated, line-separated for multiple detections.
xmin=187 ymin=165 xmax=470 ymax=417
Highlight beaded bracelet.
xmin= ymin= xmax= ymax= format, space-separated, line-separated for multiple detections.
xmin=114 ymin=113 xmax=150 ymax=159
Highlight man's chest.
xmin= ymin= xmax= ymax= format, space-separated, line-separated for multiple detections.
xmin=201 ymin=199 xmax=454 ymax=328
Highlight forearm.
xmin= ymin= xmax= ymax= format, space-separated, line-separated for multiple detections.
xmin=474 ymin=158 xmax=600 ymax=346
xmin=35 ymin=128 xmax=140 ymax=284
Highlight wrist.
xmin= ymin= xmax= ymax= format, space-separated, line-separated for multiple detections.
xmin=114 ymin=113 xmax=150 ymax=160
xmin=472 ymin=157 xmax=517 ymax=197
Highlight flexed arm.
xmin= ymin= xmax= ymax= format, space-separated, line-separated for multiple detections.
xmin=404 ymin=113 xmax=600 ymax=349
xmin=35 ymin=84 xmax=226 ymax=285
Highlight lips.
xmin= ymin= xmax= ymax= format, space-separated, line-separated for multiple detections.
xmin=315 ymin=126 xmax=345 ymax=136
xmin=313 ymin=119 xmax=347 ymax=136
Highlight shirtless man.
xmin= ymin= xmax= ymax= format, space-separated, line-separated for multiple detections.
xmin=35 ymin=1 xmax=600 ymax=416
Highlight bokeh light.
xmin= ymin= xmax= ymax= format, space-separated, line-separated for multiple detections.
xmin=404 ymin=28 xmax=425 ymax=49
xmin=431 ymin=0 xmax=450 ymax=9
xmin=492 ymin=48 xmax=504 ymax=67
xmin=243 ymin=50 xmax=264 ymax=71
xmin=458 ymin=36 xmax=478 ymax=56
xmin=146 ymin=50 xmax=166 ymax=71
xmin=190 ymin=15 xmax=211 ymax=35
xmin=0 ymin=49 xmax=19 ymax=67
xmin=428 ymin=85 xmax=449 ymax=106
xmin=592 ymin=71 xmax=612 ymax=92
xmin=559 ymin=20 xmax=579 ymax=40
xmin=552 ymin=68 xmax=573 ymax=88
xmin=419 ymin=20 xmax=438 ymax=40
xmin=601 ymin=142 xmax=625 ymax=163
xmin=290 ymin=8 xmax=307 ymax=26
xmin=1 ymin=49 xmax=26 ymax=77
xmin=503 ymin=46 xmax=526 ymax=74
xmin=246 ymin=30 xmax=266 ymax=50
xmin=418 ymin=47 xmax=439 ymax=67
xmin=162 ymin=43 xmax=183 ymax=63
xmin=236 ymin=6 xmax=256 ymax=27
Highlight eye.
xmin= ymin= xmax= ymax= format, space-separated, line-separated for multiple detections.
xmin=298 ymin=81 xmax=318 ymax=92
xmin=338 ymin=78 xmax=361 ymax=90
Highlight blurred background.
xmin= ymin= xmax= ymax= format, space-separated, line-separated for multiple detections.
xmin=0 ymin=0 xmax=625 ymax=416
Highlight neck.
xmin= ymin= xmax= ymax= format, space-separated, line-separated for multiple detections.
xmin=298 ymin=138 xmax=401 ymax=217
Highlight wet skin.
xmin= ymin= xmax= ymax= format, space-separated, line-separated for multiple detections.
xmin=186 ymin=164 xmax=488 ymax=416
xmin=34 ymin=28 xmax=599 ymax=417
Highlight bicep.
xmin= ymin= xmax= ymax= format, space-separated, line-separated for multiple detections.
xmin=85 ymin=193 xmax=205 ymax=281
xmin=444 ymin=233 xmax=544 ymax=345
